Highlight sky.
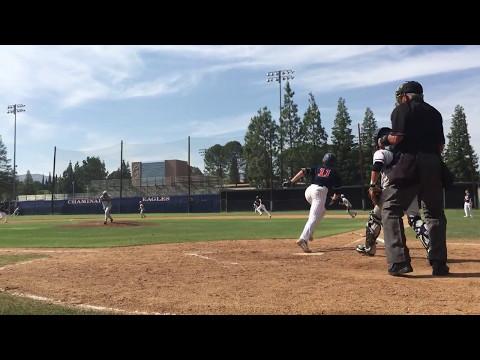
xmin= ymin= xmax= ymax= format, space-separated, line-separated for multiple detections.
xmin=0 ymin=45 xmax=479 ymax=177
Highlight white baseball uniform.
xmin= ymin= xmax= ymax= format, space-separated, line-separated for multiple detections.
xmin=0 ymin=211 xmax=7 ymax=223
xmin=464 ymin=194 xmax=473 ymax=217
xmin=100 ymin=193 xmax=114 ymax=223
xmin=254 ymin=198 xmax=271 ymax=218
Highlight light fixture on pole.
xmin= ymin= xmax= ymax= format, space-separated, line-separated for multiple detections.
xmin=7 ymin=104 xmax=26 ymax=206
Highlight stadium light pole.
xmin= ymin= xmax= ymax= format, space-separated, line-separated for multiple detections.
xmin=266 ymin=70 xmax=295 ymax=182
xmin=266 ymin=69 xmax=295 ymax=211
xmin=7 ymin=104 xmax=26 ymax=206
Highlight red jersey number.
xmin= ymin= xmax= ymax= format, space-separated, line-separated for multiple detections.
xmin=318 ymin=168 xmax=331 ymax=177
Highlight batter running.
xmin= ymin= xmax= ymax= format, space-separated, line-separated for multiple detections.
xmin=283 ymin=153 xmax=342 ymax=253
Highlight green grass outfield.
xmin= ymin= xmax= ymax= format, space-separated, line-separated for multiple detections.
xmin=0 ymin=209 xmax=477 ymax=314
xmin=0 ymin=209 xmax=478 ymax=248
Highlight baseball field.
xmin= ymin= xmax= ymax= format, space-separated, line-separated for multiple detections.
xmin=0 ymin=209 xmax=479 ymax=315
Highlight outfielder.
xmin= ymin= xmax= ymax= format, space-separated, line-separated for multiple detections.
xmin=100 ymin=190 xmax=114 ymax=225
xmin=464 ymin=189 xmax=473 ymax=218
xmin=139 ymin=201 xmax=146 ymax=218
xmin=357 ymin=127 xmax=430 ymax=256
xmin=253 ymin=196 xmax=272 ymax=219
xmin=283 ymin=153 xmax=341 ymax=253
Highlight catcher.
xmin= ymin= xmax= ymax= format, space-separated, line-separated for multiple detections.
xmin=356 ymin=127 xmax=430 ymax=256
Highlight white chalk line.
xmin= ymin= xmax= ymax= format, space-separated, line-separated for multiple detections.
xmin=185 ymin=252 xmax=239 ymax=265
xmin=0 ymin=248 xmax=100 ymax=254
xmin=0 ymin=288 xmax=173 ymax=315
xmin=0 ymin=258 xmax=51 ymax=271
xmin=345 ymin=237 xmax=366 ymax=246
xmin=0 ymin=258 xmax=174 ymax=315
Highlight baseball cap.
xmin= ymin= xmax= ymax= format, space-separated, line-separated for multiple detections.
xmin=397 ymin=81 xmax=423 ymax=95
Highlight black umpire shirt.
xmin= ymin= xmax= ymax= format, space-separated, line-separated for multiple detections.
xmin=391 ymin=99 xmax=445 ymax=154
xmin=305 ymin=166 xmax=341 ymax=193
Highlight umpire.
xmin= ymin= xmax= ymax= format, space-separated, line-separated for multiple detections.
xmin=380 ymin=81 xmax=449 ymax=276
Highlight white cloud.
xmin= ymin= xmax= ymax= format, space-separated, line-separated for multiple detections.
xmin=187 ymin=113 xmax=253 ymax=137
xmin=297 ymin=46 xmax=480 ymax=92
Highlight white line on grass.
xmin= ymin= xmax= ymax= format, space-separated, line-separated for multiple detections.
xmin=0 ymin=288 xmax=174 ymax=315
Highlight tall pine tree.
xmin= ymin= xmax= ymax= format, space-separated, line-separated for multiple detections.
xmin=279 ymin=81 xmax=302 ymax=178
xmin=444 ymin=105 xmax=479 ymax=182
xmin=244 ymin=107 xmax=278 ymax=188
xmin=296 ymin=92 xmax=328 ymax=168
xmin=360 ymin=107 xmax=378 ymax=182
xmin=331 ymin=98 xmax=356 ymax=185
xmin=0 ymin=135 xmax=12 ymax=199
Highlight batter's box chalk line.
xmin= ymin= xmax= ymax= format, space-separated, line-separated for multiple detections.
xmin=185 ymin=252 xmax=239 ymax=265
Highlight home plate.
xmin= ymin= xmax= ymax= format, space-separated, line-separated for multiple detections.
xmin=376 ymin=238 xmax=385 ymax=244
xmin=293 ymin=252 xmax=325 ymax=256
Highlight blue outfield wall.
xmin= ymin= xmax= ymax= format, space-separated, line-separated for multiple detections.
xmin=18 ymin=194 xmax=221 ymax=215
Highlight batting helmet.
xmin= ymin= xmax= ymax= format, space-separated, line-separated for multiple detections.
xmin=322 ymin=153 xmax=336 ymax=167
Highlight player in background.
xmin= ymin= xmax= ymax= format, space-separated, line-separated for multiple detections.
xmin=464 ymin=189 xmax=473 ymax=218
xmin=337 ymin=194 xmax=357 ymax=218
xmin=253 ymin=196 xmax=272 ymax=219
xmin=139 ymin=201 xmax=146 ymax=218
xmin=283 ymin=153 xmax=341 ymax=253
xmin=100 ymin=190 xmax=114 ymax=225
xmin=0 ymin=203 xmax=8 ymax=223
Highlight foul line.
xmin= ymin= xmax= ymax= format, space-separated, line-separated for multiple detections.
xmin=0 ymin=288 xmax=173 ymax=315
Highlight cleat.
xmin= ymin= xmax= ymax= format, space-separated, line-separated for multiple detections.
xmin=356 ymin=243 xmax=376 ymax=256
xmin=296 ymin=239 xmax=312 ymax=253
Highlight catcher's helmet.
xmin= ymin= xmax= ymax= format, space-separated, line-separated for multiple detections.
xmin=374 ymin=127 xmax=392 ymax=145
xmin=322 ymin=153 xmax=336 ymax=167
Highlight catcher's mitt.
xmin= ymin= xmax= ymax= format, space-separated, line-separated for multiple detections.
xmin=368 ymin=185 xmax=382 ymax=206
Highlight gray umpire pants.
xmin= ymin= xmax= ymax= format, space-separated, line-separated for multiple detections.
xmin=381 ymin=153 xmax=447 ymax=266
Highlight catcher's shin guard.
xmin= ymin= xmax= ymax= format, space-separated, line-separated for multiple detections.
xmin=407 ymin=215 xmax=430 ymax=253
xmin=358 ymin=211 xmax=382 ymax=256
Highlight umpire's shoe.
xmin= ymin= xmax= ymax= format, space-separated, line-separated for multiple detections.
xmin=388 ymin=261 xmax=413 ymax=276
xmin=431 ymin=262 xmax=450 ymax=276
